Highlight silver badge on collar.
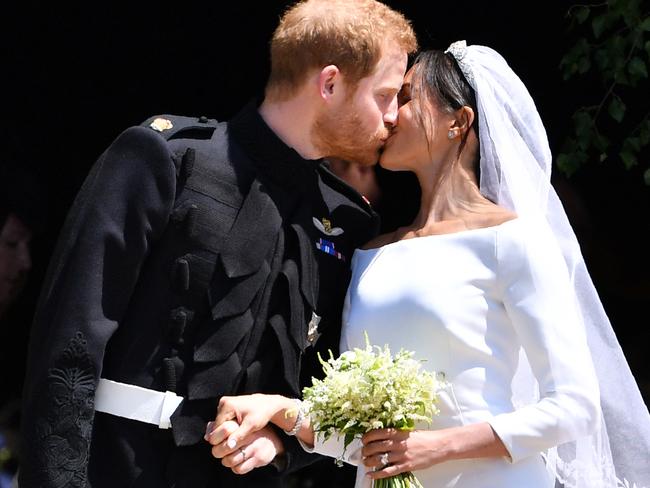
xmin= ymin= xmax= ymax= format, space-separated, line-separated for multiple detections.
xmin=313 ymin=217 xmax=344 ymax=236
xmin=307 ymin=312 xmax=322 ymax=345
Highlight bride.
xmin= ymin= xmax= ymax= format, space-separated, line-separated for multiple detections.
xmin=205 ymin=42 xmax=650 ymax=488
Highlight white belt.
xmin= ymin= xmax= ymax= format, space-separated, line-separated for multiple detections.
xmin=94 ymin=378 xmax=184 ymax=429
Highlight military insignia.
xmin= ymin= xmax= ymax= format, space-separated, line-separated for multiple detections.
xmin=149 ymin=118 xmax=173 ymax=132
xmin=313 ymin=217 xmax=344 ymax=236
xmin=316 ymin=238 xmax=345 ymax=261
xmin=306 ymin=312 xmax=322 ymax=345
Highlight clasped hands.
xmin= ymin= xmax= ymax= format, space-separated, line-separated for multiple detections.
xmin=203 ymin=393 xmax=451 ymax=479
xmin=204 ymin=394 xmax=288 ymax=475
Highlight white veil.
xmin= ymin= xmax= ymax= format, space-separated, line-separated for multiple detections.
xmin=445 ymin=40 xmax=650 ymax=488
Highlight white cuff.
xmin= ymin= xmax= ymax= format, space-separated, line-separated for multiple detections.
xmin=94 ymin=378 xmax=184 ymax=429
xmin=298 ymin=432 xmax=363 ymax=466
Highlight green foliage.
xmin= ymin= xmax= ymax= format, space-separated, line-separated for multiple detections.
xmin=559 ymin=0 xmax=649 ymax=184
xmin=303 ymin=334 xmax=446 ymax=487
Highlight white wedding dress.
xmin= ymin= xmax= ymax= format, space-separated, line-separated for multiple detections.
xmin=307 ymin=218 xmax=601 ymax=488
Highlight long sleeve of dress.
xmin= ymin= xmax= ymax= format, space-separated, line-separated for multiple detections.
xmin=19 ymin=126 xmax=177 ymax=487
xmin=487 ymin=221 xmax=601 ymax=463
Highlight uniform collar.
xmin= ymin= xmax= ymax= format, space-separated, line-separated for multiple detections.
xmin=227 ymin=99 xmax=322 ymax=187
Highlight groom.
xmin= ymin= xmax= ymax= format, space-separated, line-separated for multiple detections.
xmin=19 ymin=0 xmax=417 ymax=487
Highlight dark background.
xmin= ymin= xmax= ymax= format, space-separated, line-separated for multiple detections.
xmin=1 ymin=1 xmax=648 ymax=486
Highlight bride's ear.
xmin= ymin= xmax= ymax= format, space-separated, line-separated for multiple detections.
xmin=451 ymin=106 xmax=475 ymax=135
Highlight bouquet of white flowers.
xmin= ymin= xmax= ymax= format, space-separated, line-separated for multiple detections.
xmin=302 ymin=333 xmax=446 ymax=488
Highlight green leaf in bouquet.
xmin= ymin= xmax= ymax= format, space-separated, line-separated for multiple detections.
xmin=303 ymin=331 xmax=447 ymax=482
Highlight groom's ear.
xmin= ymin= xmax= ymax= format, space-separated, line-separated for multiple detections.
xmin=318 ymin=65 xmax=341 ymax=101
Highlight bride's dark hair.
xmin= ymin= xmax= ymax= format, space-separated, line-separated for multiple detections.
xmin=409 ymin=49 xmax=480 ymax=163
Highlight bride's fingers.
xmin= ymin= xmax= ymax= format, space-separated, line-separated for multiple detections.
xmin=224 ymin=414 xmax=266 ymax=449
xmin=361 ymin=438 xmax=398 ymax=458
xmin=366 ymin=462 xmax=405 ymax=480
xmin=362 ymin=428 xmax=402 ymax=444
xmin=363 ymin=451 xmax=391 ymax=470
xmin=215 ymin=396 xmax=240 ymax=427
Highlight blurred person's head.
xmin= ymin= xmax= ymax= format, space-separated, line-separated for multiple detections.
xmin=326 ymin=158 xmax=382 ymax=207
xmin=0 ymin=212 xmax=32 ymax=318
xmin=0 ymin=165 xmax=43 ymax=319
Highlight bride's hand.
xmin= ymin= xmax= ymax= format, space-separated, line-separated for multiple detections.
xmin=363 ymin=423 xmax=509 ymax=480
xmin=361 ymin=428 xmax=446 ymax=480
xmin=205 ymin=394 xmax=283 ymax=448
xmin=206 ymin=393 xmax=302 ymax=450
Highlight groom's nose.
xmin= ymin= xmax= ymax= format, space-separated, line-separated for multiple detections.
xmin=383 ymin=96 xmax=399 ymax=127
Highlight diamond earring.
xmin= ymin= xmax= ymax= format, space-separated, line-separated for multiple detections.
xmin=448 ymin=130 xmax=455 ymax=139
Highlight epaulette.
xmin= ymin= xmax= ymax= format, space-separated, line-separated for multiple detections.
xmin=140 ymin=114 xmax=220 ymax=141
xmin=139 ymin=114 xmax=228 ymax=185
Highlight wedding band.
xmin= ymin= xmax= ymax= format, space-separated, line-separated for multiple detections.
xmin=379 ymin=452 xmax=389 ymax=468
xmin=239 ymin=447 xmax=247 ymax=461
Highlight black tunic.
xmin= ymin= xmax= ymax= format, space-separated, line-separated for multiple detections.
xmin=19 ymin=101 xmax=379 ymax=487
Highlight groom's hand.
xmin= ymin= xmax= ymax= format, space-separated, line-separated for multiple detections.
xmin=206 ymin=420 xmax=285 ymax=474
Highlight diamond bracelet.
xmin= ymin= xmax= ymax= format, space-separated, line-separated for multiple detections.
xmin=283 ymin=399 xmax=304 ymax=437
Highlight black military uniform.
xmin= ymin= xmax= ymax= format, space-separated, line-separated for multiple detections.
xmin=19 ymin=100 xmax=379 ymax=487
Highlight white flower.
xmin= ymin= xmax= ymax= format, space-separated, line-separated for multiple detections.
xmin=302 ymin=332 xmax=447 ymax=487
xmin=303 ymin=331 xmax=446 ymax=448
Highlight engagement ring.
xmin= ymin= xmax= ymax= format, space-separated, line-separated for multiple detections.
xmin=379 ymin=452 xmax=389 ymax=468
xmin=239 ymin=447 xmax=247 ymax=462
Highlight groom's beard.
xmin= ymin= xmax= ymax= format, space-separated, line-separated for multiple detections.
xmin=312 ymin=108 xmax=388 ymax=167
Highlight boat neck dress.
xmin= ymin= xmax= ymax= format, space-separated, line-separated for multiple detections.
xmin=307 ymin=218 xmax=600 ymax=488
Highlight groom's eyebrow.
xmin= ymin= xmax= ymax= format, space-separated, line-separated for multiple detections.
xmin=398 ymin=83 xmax=411 ymax=97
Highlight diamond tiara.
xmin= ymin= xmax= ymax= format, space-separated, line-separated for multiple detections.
xmin=444 ymin=40 xmax=475 ymax=87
